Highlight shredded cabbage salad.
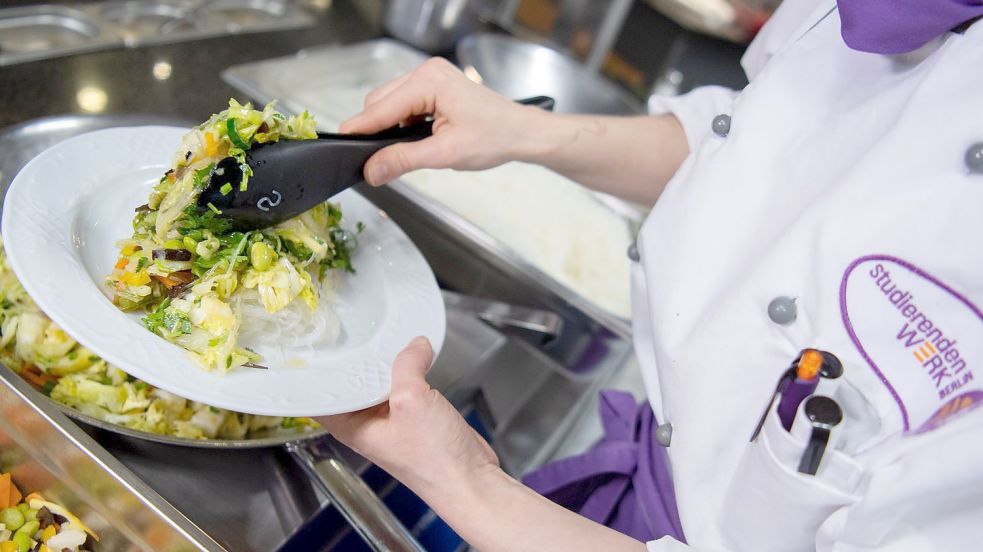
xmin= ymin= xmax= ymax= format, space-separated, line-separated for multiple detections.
xmin=106 ymin=100 xmax=359 ymax=372
xmin=0 ymin=237 xmax=317 ymax=439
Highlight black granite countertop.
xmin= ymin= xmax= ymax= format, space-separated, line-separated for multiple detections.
xmin=0 ymin=0 xmax=383 ymax=130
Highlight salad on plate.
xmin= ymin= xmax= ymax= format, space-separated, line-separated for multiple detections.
xmin=106 ymin=100 xmax=360 ymax=372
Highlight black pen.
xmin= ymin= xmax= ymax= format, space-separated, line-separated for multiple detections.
xmin=797 ymin=395 xmax=843 ymax=475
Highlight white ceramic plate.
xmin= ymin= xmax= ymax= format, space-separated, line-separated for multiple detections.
xmin=1 ymin=126 xmax=445 ymax=416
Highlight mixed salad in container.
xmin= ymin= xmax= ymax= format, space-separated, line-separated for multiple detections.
xmin=0 ymin=472 xmax=97 ymax=552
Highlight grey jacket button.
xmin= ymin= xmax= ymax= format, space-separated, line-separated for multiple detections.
xmin=627 ymin=241 xmax=640 ymax=262
xmin=768 ymin=296 xmax=797 ymax=325
xmin=655 ymin=422 xmax=672 ymax=446
xmin=965 ymin=143 xmax=983 ymax=173
xmin=712 ymin=114 xmax=731 ymax=137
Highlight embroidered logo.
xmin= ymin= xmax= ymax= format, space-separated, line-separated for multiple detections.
xmin=840 ymin=255 xmax=981 ymax=434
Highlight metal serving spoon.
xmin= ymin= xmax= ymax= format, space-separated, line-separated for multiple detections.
xmin=196 ymin=96 xmax=555 ymax=230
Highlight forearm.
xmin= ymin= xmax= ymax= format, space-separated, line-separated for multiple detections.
xmin=418 ymin=465 xmax=646 ymax=552
xmin=513 ymin=109 xmax=688 ymax=206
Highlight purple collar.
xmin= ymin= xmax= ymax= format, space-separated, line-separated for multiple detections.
xmin=837 ymin=0 xmax=983 ymax=54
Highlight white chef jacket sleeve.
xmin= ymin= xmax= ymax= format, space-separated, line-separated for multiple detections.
xmin=647 ymin=86 xmax=740 ymax=154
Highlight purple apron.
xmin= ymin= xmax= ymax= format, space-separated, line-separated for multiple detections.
xmin=522 ymin=391 xmax=685 ymax=543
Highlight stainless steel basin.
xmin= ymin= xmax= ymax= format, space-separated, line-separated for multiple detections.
xmin=100 ymin=1 xmax=193 ymax=41
xmin=456 ymin=33 xmax=645 ymax=116
xmin=0 ymin=6 xmax=105 ymax=61
xmin=0 ymin=0 xmax=316 ymax=66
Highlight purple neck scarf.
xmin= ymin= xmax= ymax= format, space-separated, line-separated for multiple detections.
xmin=837 ymin=0 xmax=983 ymax=54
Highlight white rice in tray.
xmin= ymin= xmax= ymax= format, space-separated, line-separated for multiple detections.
xmin=401 ymin=162 xmax=633 ymax=319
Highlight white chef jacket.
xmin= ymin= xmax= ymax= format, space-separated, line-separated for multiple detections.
xmin=635 ymin=0 xmax=983 ymax=550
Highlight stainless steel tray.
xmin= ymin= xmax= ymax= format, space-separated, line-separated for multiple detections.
xmin=222 ymin=39 xmax=634 ymax=353
xmin=0 ymin=0 xmax=315 ymax=66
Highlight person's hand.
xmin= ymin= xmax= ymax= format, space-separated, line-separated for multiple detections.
xmin=315 ymin=336 xmax=499 ymax=492
xmin=340 ymin=57 xmax=547 ymax=185
xmin=319 ymin=337 xmax=646 ymax=552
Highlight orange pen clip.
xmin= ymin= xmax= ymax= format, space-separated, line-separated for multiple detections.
xmin=796 ymin=349 xmax=823 ymax=381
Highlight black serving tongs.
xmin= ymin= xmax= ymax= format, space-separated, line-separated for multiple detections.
xmin=196 ymin=96 xmax=556 ymax=230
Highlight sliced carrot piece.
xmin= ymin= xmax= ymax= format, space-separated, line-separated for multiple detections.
xmin=0 ymin=473 xmax=11 ymax=509
xmin=8 ymin=478 xmax=21 ymax=506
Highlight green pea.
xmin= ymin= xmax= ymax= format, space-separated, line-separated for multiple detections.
xmin=0 ymin=507 xmax=24 ymax=531
xmin=19 ymin=509 xmax=35 ymax=524
xmin=249 ymin=242 xmax=276 ymax=271
xmin=11 ymin=531 xmax=30 ymax=552
xmin=15 ymin=504 xmax=28 ymax=515
xmin=14 ymin=520 xmax=38 ymax=538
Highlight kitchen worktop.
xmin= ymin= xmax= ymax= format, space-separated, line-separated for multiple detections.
xmin=0 ymin=0 xmax=384 ymax=129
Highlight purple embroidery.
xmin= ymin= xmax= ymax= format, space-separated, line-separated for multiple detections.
xmin=839 ymin=254 xmax=983 ymax=432
xmin=915 ymin=390 xmax=983 ymax=434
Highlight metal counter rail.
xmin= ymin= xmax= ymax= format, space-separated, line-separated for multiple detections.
xmin=289 ymin=440 xmax=426 ymax=552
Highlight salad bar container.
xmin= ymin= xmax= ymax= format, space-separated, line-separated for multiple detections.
xmin=0 ymin=366 xmax=219 ymax=551
xmin=0 ymin=112 xmax=635 ymax=551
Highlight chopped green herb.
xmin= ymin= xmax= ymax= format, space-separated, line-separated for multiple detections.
xmin=283 ymin=240 xmax=313 ymax=260
xmin=178 ymin=204 xmax=232 ymax=235
xmin=219 ymin=183 xmax=233 ymax=195
xmin=227 ymin=118 xmax=250 ymax=150
xmin=192 ymin=164 xmax=215 ymax=189
xmin=207 ymin=203 xmax=222 ymax=215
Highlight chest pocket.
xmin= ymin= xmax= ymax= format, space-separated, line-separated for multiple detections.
xmin=717 ymin=401 xmax=862 ymax=551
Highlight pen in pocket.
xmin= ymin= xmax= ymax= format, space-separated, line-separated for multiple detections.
xmin=795 ymin=395 xmax=844 ymax=475
xmin=750 ymin=349 xmax=845 ymax=441
xmin=777 ymin=349 xmax=824 ymax=430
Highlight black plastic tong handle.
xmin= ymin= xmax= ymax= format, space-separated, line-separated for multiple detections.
xmin=197 ymin=95 xmax=556 ymax=230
